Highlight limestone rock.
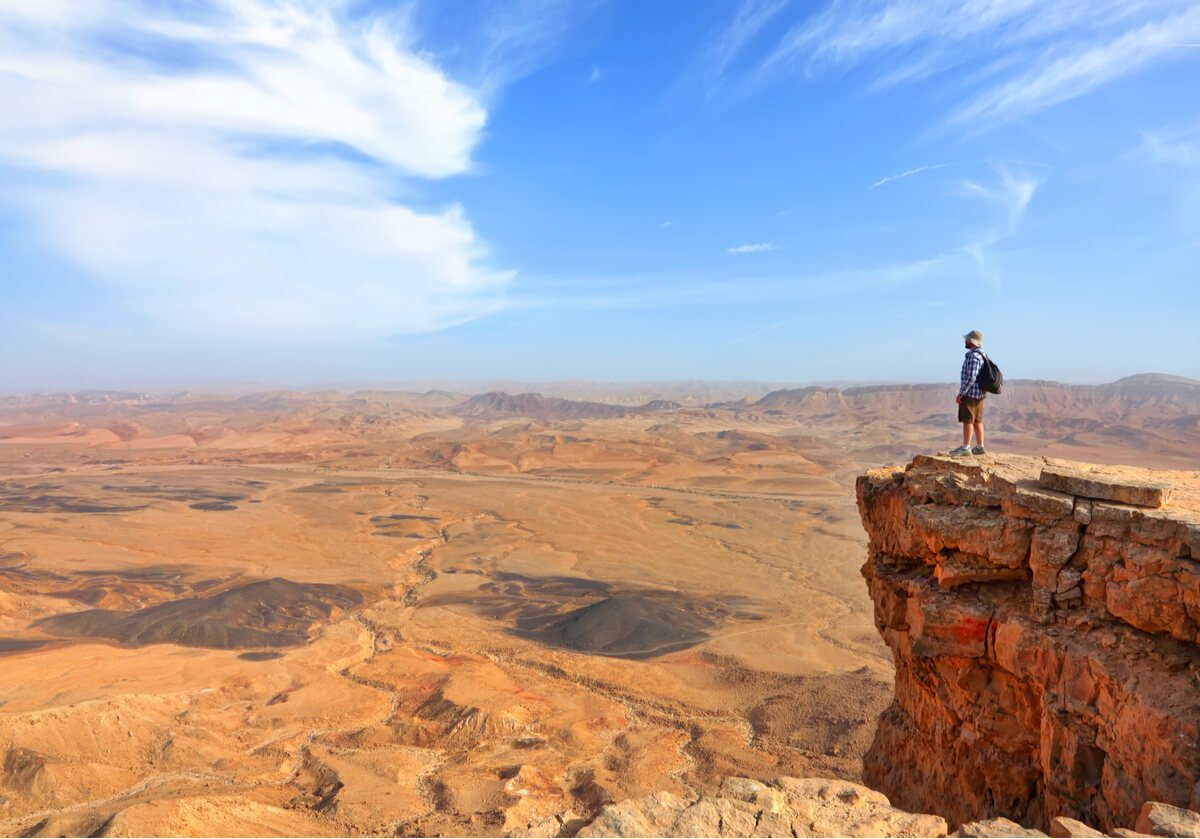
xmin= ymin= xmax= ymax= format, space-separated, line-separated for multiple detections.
xmin=858 ymin=454 xmax=1200 ymax=834
xmin=1048 ymin=816 xmax=1105 ymax=837
xmin=575 ymin=776 xmax=949 ymax=838
xmin=1038 ymin=466 xmax=1170 ymax=509
xmin=954 ymin=817 xmax=1048 ymax=837
xmin=576 ymin=791 xmax=686 ymax=837
xmin=1134 ymin=801 xmax=1200 ymax=837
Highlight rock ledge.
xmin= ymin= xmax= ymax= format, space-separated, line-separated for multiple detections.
xmin=857 ymin=454 xmax=1200 ymax=833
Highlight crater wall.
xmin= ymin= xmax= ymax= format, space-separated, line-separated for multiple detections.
xmin=857 ymin=454 xmax=1200 ymax=832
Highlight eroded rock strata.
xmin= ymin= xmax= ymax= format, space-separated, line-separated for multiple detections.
xmin=857 ymin=454 xmax=1200 ymax=832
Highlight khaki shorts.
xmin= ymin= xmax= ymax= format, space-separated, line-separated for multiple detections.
xmin=958 ymin=397 xmax=984 ymax=423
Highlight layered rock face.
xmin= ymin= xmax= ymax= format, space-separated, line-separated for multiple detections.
xmin=857 ymin=454 xmax=1200 ymax=832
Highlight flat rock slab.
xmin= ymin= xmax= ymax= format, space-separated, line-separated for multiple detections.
xmin=1039 ymin=465 xmax=1170 ymax=508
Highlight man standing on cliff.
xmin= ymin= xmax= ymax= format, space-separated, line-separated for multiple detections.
xmin=949 ymin=330 xmax=986 ymax=456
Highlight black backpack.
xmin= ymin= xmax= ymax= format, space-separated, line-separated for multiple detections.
xmin=975 ymin=351 xmax=1003 ymax=394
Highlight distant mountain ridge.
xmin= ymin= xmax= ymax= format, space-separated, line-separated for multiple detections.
xmin=750 ymin=374 xmax=1200 ymax=426
xmin=4 ymin=374 xmax=1198 ymax=431
xmin=454 ymin=392 xmax=682 ymax=421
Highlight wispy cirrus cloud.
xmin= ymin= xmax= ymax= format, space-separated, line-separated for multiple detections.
xmin=0 ymin=0 xmax=587 ymax=344
xmin=704 ymin=0 xmax=791 ymax=92
xmin=955 ymin=166 xmax=1041 ymax=289
xmin=1140 ymin=121 xmax=1200 ymax=236
xmin=949 ymin=5 xmax=1200 ymax=126
xmin=706 ymin=0 xmax=1200 ymax=129
xmin=729 ymin=319 xmax=789 ymax=346
xmin=872 ymin=163 xmax=952 ymax=188
xmin=425 ymin=0 xmax=602 ymax=99
xmin=1141 ymin=122 xmax=1200 ymax=165
xmin=727 ymin=242 xmax=774 ymax=254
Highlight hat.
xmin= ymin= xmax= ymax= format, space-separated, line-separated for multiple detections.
xmin=964 ymin=330 xmax=983 ymax=347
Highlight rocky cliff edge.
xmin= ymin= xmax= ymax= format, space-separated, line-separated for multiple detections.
xmin=857 ymin=454 xmax=1200 ymax=834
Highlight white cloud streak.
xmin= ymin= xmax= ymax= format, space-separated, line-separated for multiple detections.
xmin=950 ymin=5 xmax=1200 ymax=126
xmin=705 ymin=0 xmax=792 ymax=90
xmin=871 ymin=163 xmax=951 ymax=188
xmin=954 ymin=166 xmax=1040 ymax=290
xmin=1142 ymin=123 xmax=1200 ymax=165
xmin=727 ymin=242 xmax=775 ymax=254
xmin=709 ymin=0 xmax=1200 ymax=129
xmin=729 ymin=319 xmax=788 ymax=346
xmin=0 ymin=0 xmax=516 ymax=340
xmin=461 ymin=0 xmax=600 ymax=98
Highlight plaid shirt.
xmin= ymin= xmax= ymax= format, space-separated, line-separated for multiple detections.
xmin=959 ymin=348 xmax=984 ymax=399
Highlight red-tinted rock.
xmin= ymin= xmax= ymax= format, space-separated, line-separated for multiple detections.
xmin=858 ymin=455 xmax=1200 ymax=834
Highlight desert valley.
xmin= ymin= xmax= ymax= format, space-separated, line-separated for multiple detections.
xmin=1 ymin=375 xmax=1198 ymax=837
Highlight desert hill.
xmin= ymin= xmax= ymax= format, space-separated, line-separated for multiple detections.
xmin=454 ymin=392 xmax=681 ymax=421
xmin=37 ymin=577 xmax=363 ymax=649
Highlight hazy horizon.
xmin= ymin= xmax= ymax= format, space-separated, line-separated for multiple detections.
xmin=4 ymin=370 xmax=1197 ymax=400
xmin=3 ymin=1 xmax=1199 ymax=389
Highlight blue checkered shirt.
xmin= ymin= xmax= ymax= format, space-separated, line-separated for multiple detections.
xmin=959 ymin=349 xmax=984 ymax=399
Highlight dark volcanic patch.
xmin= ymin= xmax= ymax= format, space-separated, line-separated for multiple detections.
xmin=189 ymin=501 xmax=238 ymax=511
xmin=0 ymin=478 xmax=257 ymax=515
xmin=103 ymin=483 xmax=248 ymax=509
xmin=36 ymin=578 xmax=362 ymax=649
xmin=239 ymin=650 xmax=284 ymax=661
xmin=371 ymin=512 xmax=440 ymax=539
xmin=0 ymin=483 xmax=146 ymax=514
xmin=287 ymin=481 xmax=382 ymax=494
xmin=425 ymin=572 xmax=753 ymax=660
xmin=289 ymin=483 xmax=343 ymax=493
xmin=515 ymin=594 xmax=717 ymax=659
xmin=0 ymin=639 xmax=47 ymax=655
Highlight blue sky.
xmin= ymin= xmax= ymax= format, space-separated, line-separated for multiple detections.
xmin=2 ymin=0 xmax=1199 ymax=390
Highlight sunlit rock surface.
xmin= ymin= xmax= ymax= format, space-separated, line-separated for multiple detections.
xmin=857 ymin=454 xmax=1200 ymax=833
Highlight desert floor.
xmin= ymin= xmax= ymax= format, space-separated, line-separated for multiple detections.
xmin=0 ymin=385 xmax=1193 ymax=836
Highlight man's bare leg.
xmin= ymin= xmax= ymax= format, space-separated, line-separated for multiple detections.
xmin=973 ymin=422 xmax=985 ymax=448
xmin=962 ymin=423 xmax=972 ymax=447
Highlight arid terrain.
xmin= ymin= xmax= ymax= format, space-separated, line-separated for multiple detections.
xmin=1 ymin=375 xmax=1198 ymax=837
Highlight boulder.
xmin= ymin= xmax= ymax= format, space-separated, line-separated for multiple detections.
xmin=1048 ymin=816 xmax=1105 ymax=837
xmin=954 ymin=816 xmax=1048 ymax=837
xmin=1134 ymin=801 xmax=1200 ymax=837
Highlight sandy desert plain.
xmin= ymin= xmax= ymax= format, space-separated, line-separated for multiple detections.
xmin=0 ymin=375 xmax=1198 ymax=837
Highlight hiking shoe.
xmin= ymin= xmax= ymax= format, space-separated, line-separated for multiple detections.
xmin=948 ymin=446 xmax=972 ymax=456
xmin=972 ymin=446 xmax=987 ymax=455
